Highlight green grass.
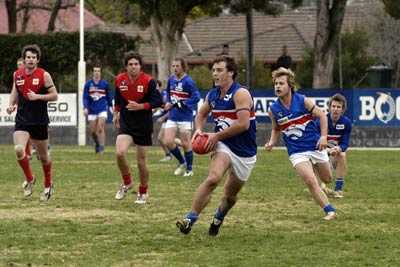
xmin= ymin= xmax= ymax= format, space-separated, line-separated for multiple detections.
xmin=0 ymin=145 xmax=399 ymax=266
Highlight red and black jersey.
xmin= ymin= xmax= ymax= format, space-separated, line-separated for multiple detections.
xmin=114 ymin=71 xmax=162 ymax=134
xmin=14 ymin=67 xmax=50 ymax=125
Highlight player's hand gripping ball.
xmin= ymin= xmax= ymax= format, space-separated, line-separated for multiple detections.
xmin=192 ymin=134 xmax=210 ymax=155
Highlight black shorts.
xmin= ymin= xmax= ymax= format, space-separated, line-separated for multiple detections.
xmin=15 ymin=123 xmax=49 ymax=140
xmin=118 ymin=127 xmax=152 ymax=146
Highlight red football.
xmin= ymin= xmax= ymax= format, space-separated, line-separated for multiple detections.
xmin=192 ymin=134 xmax=210 ymax=155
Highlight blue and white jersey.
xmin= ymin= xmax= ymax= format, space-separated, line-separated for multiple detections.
xmin=83 ymin=79 xmax=112 ymax=114
xmin=316 ymin=113 xmax=352 ymax=152
xmin=270 ymin=93 xmax=320 ymax=156
xmin=207 ymin=82 xmax=257 ymax=158
xmin=153 ymin=89 xmax=169 ymax=119
xmin=166 ymin=74 xmax=200 ymax=122
xmin=161 ymin=89 xmax=168 ymax=104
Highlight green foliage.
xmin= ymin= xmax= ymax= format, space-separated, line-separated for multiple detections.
xmin=86 ymin=0 xmax=139 ymax=24
xmin=188 ymin=64 xmax=213 ymax=90
xmin=295 ymin=28 xmax=378 ymax=89
xmin=333 ymin=28 xmax=377 ymax=88
xmin=190 ymin=60 xmax=272 ymax=90
xmin=129 ymin=0 xmax=225 ymax=28
xmin=296 ymin=48 xmax=314 ymax=88
xmin=0 ymin=32 xmax=136 ymax=93
xmin=226 ymin=0 xmax=303 ymax=15
xmin=227 ymin=0 xmax=282 ymax=15
xmin=253 ymin=60 xmax=273 ymax=89
xmin=382 ymin=0 xmax=400 ymax=19
xmin=0 ymin=146 xmax=399 ymax=265
xmin=237 ymin=60 xmax=273 ymax=89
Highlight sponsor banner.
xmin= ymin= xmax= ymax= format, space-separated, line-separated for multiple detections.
xmin=201 ymin=88 xmax=399 ymax=126
xmin=0 ymin=93 xmax=77 ymax=126
xmin=3 ymin=89 xmax=397 ymax=127
xmin=353 ymin=89 xmax=400 ymax=126
xmin=202 ymin=89 xmax=353 ymax=123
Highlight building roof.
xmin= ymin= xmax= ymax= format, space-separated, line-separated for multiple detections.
xmin=0 ymin=1 xmax=104 ymax=34
xmin=96 ymin=5 xmax=368 ymax=65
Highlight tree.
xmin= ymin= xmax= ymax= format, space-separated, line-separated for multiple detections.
xmin=296 ymin=28 xmax=377 ymax=89
xmin=47 ymin=0 xmax=76 ymax=32
xmin=223 ymin=0 xmax=302 ymax=88
xmin=86 ymin=0 xmax=138 ymax=24
xmin=5 ymin=0 xmax=17 ymax=33
xmin=4 ymin=0 xmax=76 ymax=33
xmin=313 ymin=0 xmax=347 ymax=88
xmin=368 ymin=1 xmax=400 ymax=87
xmin=382 ymin=0 xmax=400 ymax=19
xmin=129 ymin=0 xmax=224 ymax=84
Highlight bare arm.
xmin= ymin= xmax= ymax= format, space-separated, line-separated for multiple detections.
xmin=305 ymin=97 xmax=327 ymax=150
xmin=192 ymin=95 xmax=212 ymax=141
xmin=264 ymin=110 xmax=281 ymax=151
xmin=27 ymin=72 xmax=58 ymax=101
xmin=7 ymin=75 xmax=18 ymax=114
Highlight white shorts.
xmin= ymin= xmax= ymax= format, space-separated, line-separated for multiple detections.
xmin=214 ymin=142 xmax=257 ymax=182
xmin=164 ymin=119 xmax=192 ymax=131
xmin=160 ymin=122 xmax=167 ymax=129
xmin=289 ymin=150 xmax=329 ymax=167
xmin=88 ymin=111 xmax=108 ymax=121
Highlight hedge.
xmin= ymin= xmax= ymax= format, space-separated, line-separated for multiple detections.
xmin=0 ymin=31 xmax=137 ymax=92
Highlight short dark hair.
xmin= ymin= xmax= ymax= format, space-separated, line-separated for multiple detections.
xmin=212 ymin=56 xmax=237 ymax=80
xmin=328 ymin=93 xmax=347 ymax=112
xmin=21 ymin=44 xmax=41 ymax=61
xmin=173 ymin=57 xmax=188 ymax=72
xmin=124 ymin=51 xmax=143 ymax=66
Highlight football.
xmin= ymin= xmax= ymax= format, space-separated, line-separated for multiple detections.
xmin=192 ymin=134 xmax=210 ymax=155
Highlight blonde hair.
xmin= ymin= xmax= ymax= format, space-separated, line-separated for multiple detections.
xmin=272 ymin=67 xmax=297 ymax=91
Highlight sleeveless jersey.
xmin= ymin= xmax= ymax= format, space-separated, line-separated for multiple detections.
xmin=207 ymin=82 xmax=257 ymax=157
xmin=270 ymin=93 xmax=320 ymax=156
xmin=114 ymin=71 xmax=162 ymax=133
xmin=83 ymin=79 xmax=112 ymax=114
xmin=14 ymin=67 xmax=49 ymax=125
xmin=316 ymin=113 xmax=352 ymax=152
xmin=166 ymin=74 xmax=200 ymax=122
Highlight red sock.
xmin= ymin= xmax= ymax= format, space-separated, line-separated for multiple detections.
xmin=122 ymin=173 xmax=132 ymax=186
xmin=42 ymin=162 xmax=52 ymax=188
xmin=17 ymin=156 xmax=34 ymax=182
xmin=139 ymin=185 xmax=148 ymax=194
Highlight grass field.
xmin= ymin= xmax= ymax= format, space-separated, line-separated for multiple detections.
xmin=0 ymin=145 xmax=399 ymax=266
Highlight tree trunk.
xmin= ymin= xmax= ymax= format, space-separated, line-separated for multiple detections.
xmin=5 ymin=0 xmax=17 ymax=33
xmin=313 ymin=0 xmax=347 ymax=89
xmin=21 ymin=0 xmax=32 ymax=33
xmin=48 ymin=0 xmax=62 ymax=32
xmin=150 ymin=16 xmax=181 ymax=86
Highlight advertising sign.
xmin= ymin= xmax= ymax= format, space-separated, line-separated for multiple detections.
xmin=0 ymin=93 xmax=77 ymax=126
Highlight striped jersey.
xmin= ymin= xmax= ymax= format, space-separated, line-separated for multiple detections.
xmin=166 ymin=74 xmax=200 ymax=122
xmin=270 ymin=93 xmax=320 ymax=156
xmin=207 ymin=82 xmax=257 ymax=157
xmin=83 ymin=79 xmax=112 ymax=114
xmin=316 ymin=113 xmax=352 ymax=152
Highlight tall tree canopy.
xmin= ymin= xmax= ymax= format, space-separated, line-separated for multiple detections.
xmin=127 ymin=0 xmax=225 ymax=84
xmin=382 ymin=0 xmax=400 ymax=19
